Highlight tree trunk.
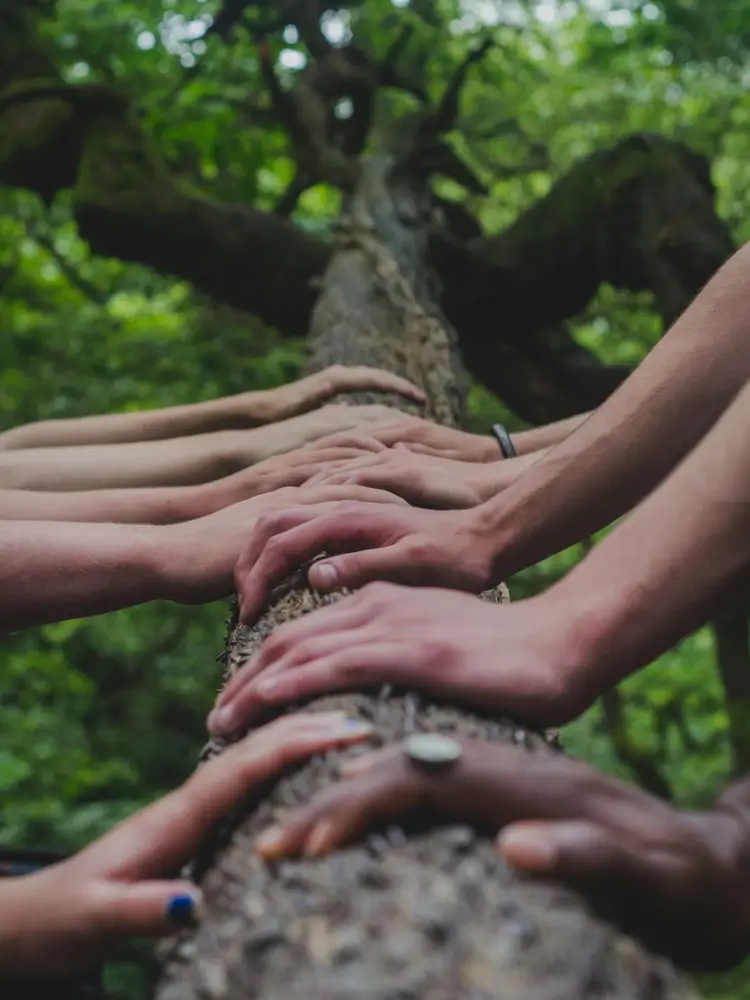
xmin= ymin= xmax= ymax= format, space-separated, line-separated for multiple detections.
xmin=153 ymin=155 xmax=695 ymax=1000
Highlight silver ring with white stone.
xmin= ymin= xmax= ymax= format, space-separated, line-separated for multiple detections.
xmin=405 ymin=733 xmax=463 ymax=771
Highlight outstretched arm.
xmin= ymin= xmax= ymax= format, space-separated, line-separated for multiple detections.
xmin=231 ymin=241 xmax=750 ymax=605
xmin=0 ymin=366 xmax=425 ymax=450
xmin=0 ymin=440 xmax=392 ymax=524
xmin=0 ymin=404 xmax=403 ymax=491
xmin=511 ymin=411 xmax=589 ymax=456
xmin=223 ymin=377 xmax=750 ymax=737
xmin=0 ymin=483 xmax=404 ymax=632
xmin=481 ymin=242 xmax=750 ymax=577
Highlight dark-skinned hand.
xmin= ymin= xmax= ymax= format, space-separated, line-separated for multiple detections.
xmin=254 ymin=738 xmax=750 ymax=972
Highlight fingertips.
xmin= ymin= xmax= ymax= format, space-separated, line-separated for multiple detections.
xmin=496 ymin=821 xmax=559 ymax=872
xmin=497 ymin=820 xmax=617 ymax=879
xmin=340 ymin=747 xmax=394 ymax=777
xmin=95 ymin=880 xmax=204 ymax=938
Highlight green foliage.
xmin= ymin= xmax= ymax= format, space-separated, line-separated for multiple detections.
xmin=2 ymin=1 xmax=750 ymax=997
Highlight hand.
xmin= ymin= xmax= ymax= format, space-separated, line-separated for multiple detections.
xmin=240 ymin=404 xmax=411 ymax=464
xmin=302 ymin=415 xmax=496 ymax=462
xmin=234 ymin=500 xmax=496 ymax=624
xmin=159 ymin=483 xmax=408 ymax=606
xmin=256 ymin=365 xmax=426 ymax=422
xmin=306 ymin=450 xmax=490 ymax=508
xmin=208 ymin=584 xmax=577 ymax=738
xmin=253 ymin=738 xmax=750 ymax=972
xmin=204 ymin=441 xmax=389 ymax=512
xmin=0 ymin=712 xmax=373 ymax=980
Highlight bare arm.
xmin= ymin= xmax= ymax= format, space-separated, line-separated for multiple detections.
xmin=308 ymin=447 xmax=548 ymax=508
xmin=0 ymin=366 xmax=425 ymax=450
xmin=0 ymin=395 xmax=262 ymax=451
xmin=477 ymin=242 xmax=750 ymax=578
xmin=0 ymin=483 xmax=404 ymax=632
xmin=0 ymin=404 xmax=403 ymax=491
xmin=0 ymin=486 xmax=207 ymax=525
xmin=511 ymin=412 xmax=589 ymax=456
xmin=544 ymin=376 xmax=750 ymax=709
xmin=0 ymin=521 xmax=168 ymax=631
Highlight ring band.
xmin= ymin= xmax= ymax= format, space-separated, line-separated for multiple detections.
xmin=491 ymin=423 xmax=517 ymax=459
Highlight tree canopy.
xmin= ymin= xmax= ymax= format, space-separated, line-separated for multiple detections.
xmin=1 ymin=1 xmax=749 ymax=996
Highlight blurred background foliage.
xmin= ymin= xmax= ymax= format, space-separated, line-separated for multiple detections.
xmin=1 ymin=0 xmax=749 ymax=996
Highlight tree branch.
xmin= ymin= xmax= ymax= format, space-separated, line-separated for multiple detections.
xmin=0 ymin=12 xmax=734 ymax=425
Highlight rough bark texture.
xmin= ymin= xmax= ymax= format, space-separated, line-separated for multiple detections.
xmin=153 ymin=154 xmax=695 ymax=1000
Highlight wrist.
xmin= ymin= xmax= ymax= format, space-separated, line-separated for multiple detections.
xmin=150 ymin=519 xmax=232 ymax=605
xmin=471 ymin=460 xmax=515 ymax=503
xmin=233 ymin=388 xmax=276 ymax=426
xmin=538 ymin=572 xmax=655 ymax=709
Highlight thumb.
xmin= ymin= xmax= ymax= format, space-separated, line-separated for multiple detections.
xmin=308 ymin=544 xmax=409 ymax=591
xmin=497 ymin=820 xmax=632 ymax=883
xmin=94 ymin=880 xmax=204 ymax=939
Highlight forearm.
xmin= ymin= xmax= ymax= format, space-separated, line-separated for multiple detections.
xmin=511 ymin=412 xmax=590 ymax=455
xmin=0 ymin=521 xmax=172 ymax=631
xmin=0 ymin=431 xmax=245 ymax=491
xmin=545 ymin=378 xmax=750 ymax=705
xmin=479 ymin=243 xmax=750 ymax=577
xmin=0 ymin=394 xmax=263 ymax=450
xmin=472 ymin=449 xmax=548 ymax=502
xmin=0 ymin=483 xmax=225 ymax=524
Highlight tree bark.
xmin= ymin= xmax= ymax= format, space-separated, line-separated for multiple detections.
xmin=153 ymin=153 xmax=694 ymax=1000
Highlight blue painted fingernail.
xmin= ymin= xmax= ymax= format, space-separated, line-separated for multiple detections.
xmin=166 ymin=894 xmax=199 ymax=928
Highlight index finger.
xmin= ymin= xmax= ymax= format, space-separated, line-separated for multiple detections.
xmin=81 ymin=713 xmax=375 ymax=880
xmin=336 ymin=367 xmax=426 ymax=404
xmin=236 ymin=505 xmax=391 ymax=623
xmin=254 ymin=741 xmax=633 ymax=859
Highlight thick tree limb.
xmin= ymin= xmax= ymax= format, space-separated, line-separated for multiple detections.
xmin=155 ymin=147 xmax=694 ymax=1000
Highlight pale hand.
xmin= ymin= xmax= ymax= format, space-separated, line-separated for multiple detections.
xmin=162 ymin=483 xmax=409 ymax=606
xmin=243 ymin=404 xmax=417 ymax=463
xmin=303 ymin=415 xmax=496 ymax=462
xmin=233 ymin=501 xmax=495 ymax=624
xmin=209 ymin=440 xmax=391 ymax=509
xmin=209 ymin=584 xmax=577 ymax=738
xmin=253 ymin=365 xmax=426 ymax=423
xmin=0 ymin=713 xmax=373 ymax=980
xmin=254 ymin=738 xmax=750 ymax=973
xmin=306 ymin=450 xmax=489 ymax=508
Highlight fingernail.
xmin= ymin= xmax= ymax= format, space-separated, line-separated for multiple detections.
xmin=166 ymin=893 xmax=201 ymax=928
xmin=208 ymin=706 xmax=235 ymax=735
xmin=312 ymin=563 xmax=337 ymax=588
xmin=255 ymin=826 xmax=286 ymax=859
xmin=328 ymin=720 xmax=373 ymax=737
xmin=498 ymin=826 xmax=557 ymax=871
xmin=340 ymin=752 xmax=378 ymax=775
xmin=256 ymin=676 xmax=278 ymax=698
xmin=304 ymin=819 xmax=335 ymax=857
xmin=314 ymin=711 xmax=348 ymax=724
